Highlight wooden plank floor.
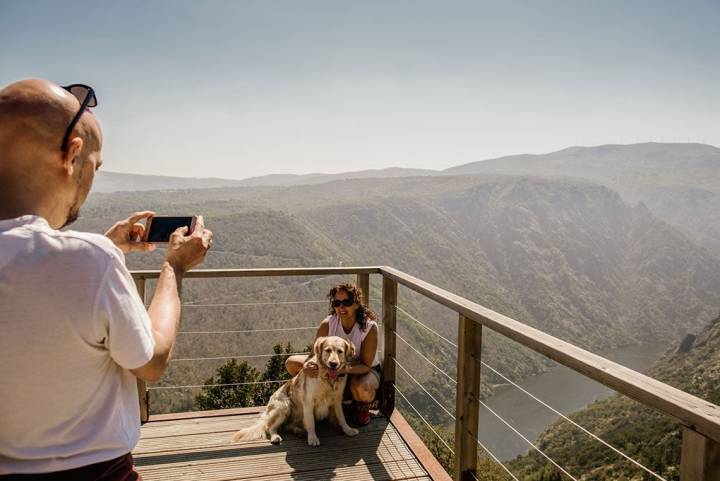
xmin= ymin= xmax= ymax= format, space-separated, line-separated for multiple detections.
xmin=134 ymin=411 xmax=434 ymax=481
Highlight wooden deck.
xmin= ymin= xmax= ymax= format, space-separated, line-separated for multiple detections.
xmin=133 ymin=408 xmax=450 ymax=481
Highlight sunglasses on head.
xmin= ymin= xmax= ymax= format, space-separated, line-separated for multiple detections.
xmin=331 ymin=298 xmax=355 ymax=308
xmin=61 ymin=84 xmax=97 ymax=151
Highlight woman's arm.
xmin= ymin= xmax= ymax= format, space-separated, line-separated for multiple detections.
xmin=343 ymin=324 xmax=377 ymax=375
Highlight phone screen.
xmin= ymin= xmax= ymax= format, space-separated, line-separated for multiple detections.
xmin=147 ymin=217 xmax=194 ymax=242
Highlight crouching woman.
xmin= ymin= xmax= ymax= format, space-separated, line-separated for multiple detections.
xmin=286 ymin=282 xmax=380 ymax=425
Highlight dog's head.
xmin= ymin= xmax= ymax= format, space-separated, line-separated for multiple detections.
xmin=313 ymin=336 xmax=355 ymax=381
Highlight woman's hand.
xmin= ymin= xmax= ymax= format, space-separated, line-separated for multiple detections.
xmin=303 ymin=360 xmax=319 ymax=378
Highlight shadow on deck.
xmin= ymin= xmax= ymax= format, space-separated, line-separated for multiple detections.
xmin=133 ymin=408 xmax=450 ymax=481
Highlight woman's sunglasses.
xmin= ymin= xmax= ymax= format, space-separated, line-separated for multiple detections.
xmin=331 ymin=298 xmax=355 ymax=308
xmin=61 ymin=84 xmax=97 ymax=151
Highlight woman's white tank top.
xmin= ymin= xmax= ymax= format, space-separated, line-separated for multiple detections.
xmin=326 ymin=314 xmax=381 ymax=367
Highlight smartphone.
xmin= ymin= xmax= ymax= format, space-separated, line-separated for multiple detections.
xmin=144 ymin=216 xmax=197 ymax=243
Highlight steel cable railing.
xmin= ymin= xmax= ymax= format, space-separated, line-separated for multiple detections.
xmin=148 ymin=379 xmax=287 ymax=391
xmin=394 ymin=329 xmax=456 ymax=385
xmin=393 ymin=357 xmax=455 ymax=421
xmin=178 ymin=326 xmax=319 ymax=335
xmin=178 ymin=274 xmax=344 ymax=306
xmin=395 ymin=385 xmax=455 ymax=455
xmin=392 ymin=303 xmax=668 ymax=481
xmin=478 ymin=360 xmax=668 ymax=481
xmin=394 ymin=304 xmax=457 ymax=346
xmin=182 ymin=300 xmax=327 ymax=308
xmin=171 ymin=350 xmax=382 ymax=363
xmin=393 ymin=356 xmax=520 ymax=480
xmin=477 ymin=397 xmax=578 ymax=481
xmin=155 ymin=300 xmax=321 ymax=389
xmin=393 ymin=328 xmax=578 ymax=480
xmin=394 ymin=326 xmax=579 ymax=479
xmin=171 ymin=352 xmax=310 ymax=362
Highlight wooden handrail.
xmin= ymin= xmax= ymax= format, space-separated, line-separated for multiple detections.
xmin=379 ymin=265 xmax=720 ymax=445
xmin=130 ymin=266 xmax=382 ymax=281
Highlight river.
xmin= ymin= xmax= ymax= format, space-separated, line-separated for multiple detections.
xmin=477 ymin=342 xmax=669 ymax=461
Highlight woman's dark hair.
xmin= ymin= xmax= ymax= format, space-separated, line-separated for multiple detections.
xmin=327 ymin=282 xmax=377 ymax=331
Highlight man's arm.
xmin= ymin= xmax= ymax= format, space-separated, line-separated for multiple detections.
xmin=130 ymin=216 xmax=213 ymax=382
xmin=130 ymin=262 xmax=182 ymax=382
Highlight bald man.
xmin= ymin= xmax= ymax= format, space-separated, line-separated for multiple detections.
xmin=0 ymin=79 xmax=213 ymax=480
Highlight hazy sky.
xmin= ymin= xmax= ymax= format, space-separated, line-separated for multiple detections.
xmin=1 ymin=1 xmax=718 ymax=179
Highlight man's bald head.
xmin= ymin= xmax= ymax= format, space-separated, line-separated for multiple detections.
xmin=0 ymin=78 xmax=103 ymax=228
xmin=0 ymin=79 xmax=101 ymax=156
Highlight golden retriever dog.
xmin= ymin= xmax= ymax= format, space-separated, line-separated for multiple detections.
xmin=231 ymin=336 xmax=359 ymax=446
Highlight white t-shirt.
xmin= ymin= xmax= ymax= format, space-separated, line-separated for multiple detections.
xmin=0 ymin=215 xmax=155 ymax=474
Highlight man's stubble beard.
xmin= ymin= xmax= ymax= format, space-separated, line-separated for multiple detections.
xmin=61 ymin=157 xmax=87 ymax=229
xmin=62 ymin=200 xmax=80 ymax=228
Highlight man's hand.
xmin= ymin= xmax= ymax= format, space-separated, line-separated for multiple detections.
xmin=105 ymin=211 xmax=156 ymax=254
xmin=164 ymin=215 xmax=213 ymax=274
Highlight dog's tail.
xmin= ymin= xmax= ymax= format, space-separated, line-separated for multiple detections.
xmin=232 ymin=384 xmax=292 ymax=442
xmin=232 ymin=416 xmax=268 ymax=442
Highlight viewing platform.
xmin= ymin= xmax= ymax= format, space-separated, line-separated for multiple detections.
xmin=133 ymin=408 xmax=446 ymax=481
xmin=130 ymin=266 xmax=720 ymax=481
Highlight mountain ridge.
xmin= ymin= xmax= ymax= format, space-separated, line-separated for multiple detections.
xmin=94 ymin=142 xmax=720 ymax=194
xmin=93 ymin=166 xmax=437 ymax=193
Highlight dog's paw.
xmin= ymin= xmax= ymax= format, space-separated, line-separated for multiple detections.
xmin=307 ymin=433 xmax=321 ymax=446
xmin=343 ymin=427 xmax=359 ymax=437
xmin=270 ymin=434 xmax=282 ymax=444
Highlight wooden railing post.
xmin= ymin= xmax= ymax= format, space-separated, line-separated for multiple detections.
xmin=454 ymin=314 xmax=482 ymax=481
xmin=681 ymin=427 xmax=720 ymax=481
xmin=381 ymin=275 xmax=398 ymax=416
xmin=357 ymin=273 xmax=370 ymax=306
xmin=134 ymin=277 xmax=149 ymax=424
